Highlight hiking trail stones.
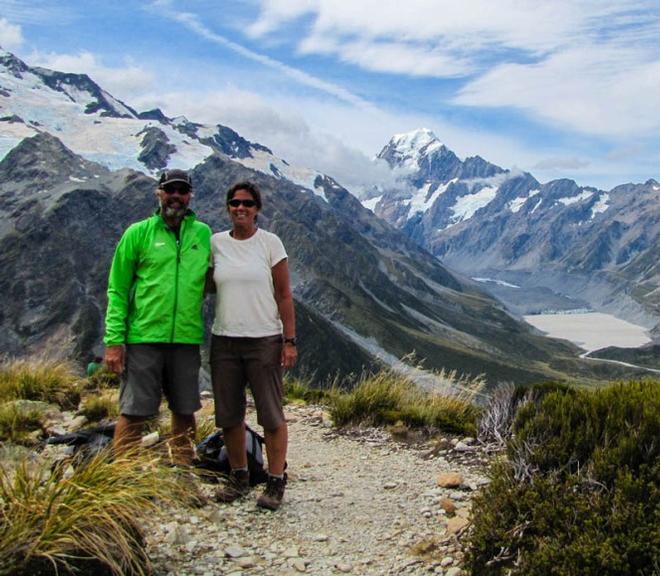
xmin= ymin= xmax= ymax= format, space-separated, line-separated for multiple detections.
xmin=144 ymin=401 xmax=490 ymax=575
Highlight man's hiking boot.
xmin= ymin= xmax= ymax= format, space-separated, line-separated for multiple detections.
xmin=256 ymin=474 xmax=286 ymax=511
xmin=214 ymin=469 xmax=250 ymax=503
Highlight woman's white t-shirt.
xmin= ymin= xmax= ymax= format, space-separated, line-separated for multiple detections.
xmin=211 ymin=228 xmax=287 ymax=337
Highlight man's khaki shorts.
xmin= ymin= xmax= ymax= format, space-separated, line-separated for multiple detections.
xmin=120 ymin=344 xmax=201 ymax=417
xmin=210 ymin=335 xmax=285 ymax=430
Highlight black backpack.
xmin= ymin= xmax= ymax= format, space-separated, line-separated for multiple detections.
xmin=196 ymin=424 xmax=269 ymax=486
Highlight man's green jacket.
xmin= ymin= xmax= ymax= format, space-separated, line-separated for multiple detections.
xmin=104 ymin=210 xmax=211 ymax=346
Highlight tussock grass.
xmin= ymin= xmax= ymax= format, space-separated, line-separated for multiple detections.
xmin=85 ymin=367 xmax=120 ymax=391
xmin=0 ymin=448 xmax=195 ymax=576
xmin=328 ymin=369 xmax=481 ymax=435
xmin=194 ymin=413 xmax=217 ymax=444
xmin=0 ymin=401 xmax=44 ymax=444
xmin=284 ymin=375 xmax=334 ymax=405
xmin=78 ymin=392 xmax=119 ymax=422
xmin=0 ymin=357 xmax=80 ymax=410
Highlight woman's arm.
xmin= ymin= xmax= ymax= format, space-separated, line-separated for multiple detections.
xmin=272 ymin=258 xmax=297 ymax=369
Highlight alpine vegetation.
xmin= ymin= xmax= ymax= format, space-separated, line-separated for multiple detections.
xmin=0 ymin=448 xmax=195 ymax=576
xmin=466 ymin=379 xmax=660 ymax=576
xmin=328 ymin=368 xmax=483 ymax=435
xmin=0 ymin=357 xmax=80 ymax=410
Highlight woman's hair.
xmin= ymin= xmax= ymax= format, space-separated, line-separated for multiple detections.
xmin=226 ymin=181 xmax=262 ymax=209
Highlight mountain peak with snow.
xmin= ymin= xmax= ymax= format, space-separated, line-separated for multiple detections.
xmin=378 ymin=128 xmax=446 ymax=171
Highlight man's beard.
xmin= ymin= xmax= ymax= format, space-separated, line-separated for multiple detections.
xmin=160 ymin=202 xmax=187 ymax=220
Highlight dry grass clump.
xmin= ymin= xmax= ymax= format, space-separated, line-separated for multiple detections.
xmin=0 ymin=401 xmax=45 ymax=445
xmin=0 ymin=357 xmax=80 ymax=410
xmin=78 ymin=392 xmax=119 ymax=423
xmin=284 ymin=375 xmax=333 ymax=405
xmin=0 ymin=448 xmax=194 ymax=576
xmin=194 ymin=412 xmax=217 ymax=444
xmin=328 ymin=369 xmax=481 ymax=435
xmin=85 ymin=366 xmax=120 ymax=391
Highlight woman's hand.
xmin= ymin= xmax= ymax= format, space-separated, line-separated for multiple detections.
xmin=281 ymin=343 xmax=298 ymax=369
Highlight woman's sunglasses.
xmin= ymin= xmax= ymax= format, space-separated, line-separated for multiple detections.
xmin=228 ymin=199 xmax=257 ymax=208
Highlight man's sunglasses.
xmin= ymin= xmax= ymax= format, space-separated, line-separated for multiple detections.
xmin=161 ymin=185 xmax=191 ymax=195
xmin=228 ymin=199 xmax=257 ymax=208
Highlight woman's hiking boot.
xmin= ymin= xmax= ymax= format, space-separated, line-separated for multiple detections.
xmin=256 ymin=474 xmax=286 ymax=510
xmin=214 ymin=469 xmax=250 ymax=503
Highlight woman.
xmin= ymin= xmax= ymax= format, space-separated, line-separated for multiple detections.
xmin=210 ymin=180 xmax=297 ymax=510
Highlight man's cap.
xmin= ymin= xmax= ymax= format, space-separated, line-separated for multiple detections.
xmin=159 ymin=169 xmax=192 ymax=188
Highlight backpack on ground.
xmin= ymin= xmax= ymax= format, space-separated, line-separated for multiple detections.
xmin=196 ymin=424 xmax=269 ymax=486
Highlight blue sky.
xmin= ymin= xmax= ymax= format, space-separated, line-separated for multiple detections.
xmin=1 ymin=0 xmax=659 ymax=191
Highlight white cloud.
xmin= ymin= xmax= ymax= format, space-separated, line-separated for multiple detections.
xmin=533 ymin=157 xmax=591 ymax=171
xmin=249 ymin=1 xmax=660 ymax=73
xmin=455 ymin=45 xmax=660 ymax=137
xmin=249 ymin=0 xmax=581 ymax=53
xmin=28 ymin=51 xmax=155 ymax=101
xmin=153 ymin=1 xmax=376 ymax=110
xmin=0 ymin=17 xmax=23 ymax=50
xmin=299 ymin=36 xmax=472 ymax=77
xmin=246 ymin=1 xmax=660 ymax=140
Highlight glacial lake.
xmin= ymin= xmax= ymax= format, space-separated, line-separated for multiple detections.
xmin=523 ymin=312 xmax=653 ymax=353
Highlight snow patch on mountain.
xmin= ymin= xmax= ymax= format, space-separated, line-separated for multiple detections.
xmin=590 ymin=193 xmax=610 ymax=218
xmin=530 ymin=197 xmax=543 ymax=214
xmin=507 ymin=188 xmax=539 ymax=213
xmin=237 ymin=149 xmax=327 ymax=201
xmin=558 ymin=190 xmax=593 ymax=206
xmin=448 ymin=185 xmax=498 ymax=226
xmin=473 ymin=277 xmax=521 ymax=289
xmin=404 ymin=179 xmax=455 ymax=220
xmin=362 ymin=194 xmax=382 ymax=212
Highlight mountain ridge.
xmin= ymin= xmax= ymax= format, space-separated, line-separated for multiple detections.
xmin=0 ymin=49 xmax=653 ymax=385
xmin=370 ymin=129 xmax=659 ymax=333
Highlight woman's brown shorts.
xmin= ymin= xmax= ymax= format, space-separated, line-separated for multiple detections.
xmin=210 ymin=334 xmax=285 ymax=430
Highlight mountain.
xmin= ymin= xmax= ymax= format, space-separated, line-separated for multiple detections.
xmin=370 ymin=129 xmax=660 ymax=334
xmin=0 ymin=49 xmax=650 ymax=386
xmin=0 ymin=48 xmax=323 ymax=192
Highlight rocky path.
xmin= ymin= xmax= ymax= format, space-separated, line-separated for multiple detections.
xmin=147 ymin=403 xmax=491 ymax=576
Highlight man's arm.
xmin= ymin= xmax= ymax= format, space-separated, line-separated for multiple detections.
xmin=104 ymin=229 xmax=137 ymax=373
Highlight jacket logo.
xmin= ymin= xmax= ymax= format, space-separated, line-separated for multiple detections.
xmin=154 ymin=241 xmax=166 ymax=248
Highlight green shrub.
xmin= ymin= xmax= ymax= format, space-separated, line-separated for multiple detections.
xmin=466 ymin=379 xmax=660 ymax=576
xmin=328 ymin=369 xmax=480 ymax=435
xmin=0 ymin=448 xmax=196 ymax=576
xmin=0 ymin=358 xmax=80 ymax=410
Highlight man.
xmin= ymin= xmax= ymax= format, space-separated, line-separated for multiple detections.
xmin=104 ymin=168 xmax=211 ymax=465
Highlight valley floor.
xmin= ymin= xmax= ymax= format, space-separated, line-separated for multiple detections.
xmin=147 ymin=401 xmax=489 ymax=576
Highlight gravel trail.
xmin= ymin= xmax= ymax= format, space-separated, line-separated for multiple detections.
xmin=147 ymin=403 xmax=490 ymax=576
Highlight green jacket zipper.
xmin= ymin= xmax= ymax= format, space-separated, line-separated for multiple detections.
xmin=170 ymin=223 xmax=183 ymax=343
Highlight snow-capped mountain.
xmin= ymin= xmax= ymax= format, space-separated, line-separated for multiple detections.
xmin=0 ymin=48 xmax=331 ymax=200
xmin=6 ymin=49 xmax=630 ymax=385
xmin=370 ymin=129 xmax=659 ymax=330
